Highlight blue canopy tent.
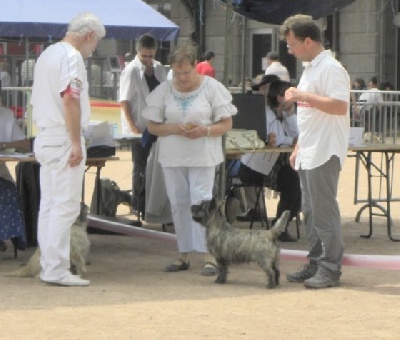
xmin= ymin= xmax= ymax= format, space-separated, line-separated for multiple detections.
xmin=0 ymin=0 xmax=179 ymax=136
xmin=0 ymin=0 xmax=179 ymax=41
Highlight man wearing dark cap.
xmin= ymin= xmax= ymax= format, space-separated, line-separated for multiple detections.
xmin=252 ymin=74 xmax=280 ymax=93
xmin=265 ymin=51 xmax=290 ymax=81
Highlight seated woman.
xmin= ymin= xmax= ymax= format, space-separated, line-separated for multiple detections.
xmin=0 ymin=99 xmax=31 ymax=252
xmin=237 ymin=80 xmax=301 ymax=242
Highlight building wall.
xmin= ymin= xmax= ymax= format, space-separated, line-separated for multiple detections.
xmin=156 ymin=0 xmax=399 ymax=88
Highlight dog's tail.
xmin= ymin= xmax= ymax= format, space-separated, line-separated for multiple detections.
xmin=4 ymin=249 xmax=41 ymax=278
xmin=269 ymin=210 xmax=291 ymax=241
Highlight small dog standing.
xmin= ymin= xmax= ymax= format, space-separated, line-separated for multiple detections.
xmin=192 ymin=198 xmax=290 ymax=288
xmin=5 ymin=205 xmax=90 ymax=278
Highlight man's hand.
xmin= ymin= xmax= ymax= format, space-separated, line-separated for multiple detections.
xmin=129 ymin=123 xmax=141 ymax=135
xmin=285 ymin=87 xmax=303 ymax=103
xmin=68 ymin=143 xmax=83 ymax=167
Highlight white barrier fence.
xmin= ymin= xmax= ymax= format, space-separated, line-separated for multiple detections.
xmin=351 ymin=90 xmax=400 ymax=145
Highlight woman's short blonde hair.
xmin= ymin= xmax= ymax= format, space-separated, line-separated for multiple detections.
xmin=169 ymin=44 xmax=197 ymax=67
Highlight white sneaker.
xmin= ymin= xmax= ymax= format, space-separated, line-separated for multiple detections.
xmin=42 ymin=274 xmax=90 ymax=287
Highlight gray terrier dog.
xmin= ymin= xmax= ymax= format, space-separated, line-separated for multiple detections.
xmin=5 ymin=204 xmax=90 ymax=278
xmin=192 ymin=198 xmax=290 ymax=288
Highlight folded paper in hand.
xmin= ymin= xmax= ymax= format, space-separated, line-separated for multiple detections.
xmin=225 ymin=129 xmax=265 ymax=150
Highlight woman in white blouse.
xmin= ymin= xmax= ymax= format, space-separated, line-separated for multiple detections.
xmin=143 ymin=45 xmax=237 ymax=276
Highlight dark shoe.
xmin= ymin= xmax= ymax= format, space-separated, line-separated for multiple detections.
xmin=201 ymin=262 xmax=218 ymax=276
xmin=304 ymin=266 xmax=341 ymax=289
xmin=287 ymin=261 xmax=318 ymax=283
xmin=0 ymin=240 xmax=7 ymax=252
xmin=278 ymin=231 xmax=297 ymax=242
xmin=164 ymin=259 xmax=190 ymax=272
xmin=237 ymin=209 xmax=261 ymax=222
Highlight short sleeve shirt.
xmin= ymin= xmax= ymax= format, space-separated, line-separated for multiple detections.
xmin=31 ymin=42 xmax=90 ymax=129
xmin=295 ymin=50 xmax=350 ymax=170
xmin=142 ymin=77 xmax=237 ymax=167
xmin=119 ymin=56 xmax=166 ymax=133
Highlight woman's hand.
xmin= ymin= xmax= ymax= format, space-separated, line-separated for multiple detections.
xmin=183 ymin=123 xmax=206 ymax=139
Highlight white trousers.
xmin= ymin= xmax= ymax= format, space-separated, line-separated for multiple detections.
xmin=34 ymin=127 xmax=85 ymax=281
xmin=163 ymin=166 xmax=215 ymax=253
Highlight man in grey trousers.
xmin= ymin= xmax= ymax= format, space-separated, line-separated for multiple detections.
xmin=280 ymin=14 xmax=350 ymax=289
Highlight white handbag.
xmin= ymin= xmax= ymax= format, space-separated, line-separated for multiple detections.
xmin=225 ymin=129 xmax=265 ymax=150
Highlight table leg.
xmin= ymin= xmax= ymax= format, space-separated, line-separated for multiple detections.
xmin=361 ymin=151 xmax=373 ymax=238
xmin=385 ymin=152 xmax=400 ymax=241
xmin=95 ymin=165 xmax=101 ymax=214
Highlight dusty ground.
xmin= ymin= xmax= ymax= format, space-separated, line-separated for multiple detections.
xmin=1 ymin=149 xmax=400 ymax=339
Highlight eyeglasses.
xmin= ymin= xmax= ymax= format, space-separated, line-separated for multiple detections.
xmin=287 ymin=40 xmax=304 ymax=50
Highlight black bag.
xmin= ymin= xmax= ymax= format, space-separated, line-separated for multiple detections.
xmin=264 ymin=153 xmax=290 ymax=191
xmin=87 ymin=145 xmax=116 ymax=158
xmin=90 ymin=178 xmax=120 ymax=217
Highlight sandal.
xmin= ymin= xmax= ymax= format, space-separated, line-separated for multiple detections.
xmin=201 ymin=262 xmax=218 ymax=276
xmin=164 ymin=259 xmax=190 ymax=272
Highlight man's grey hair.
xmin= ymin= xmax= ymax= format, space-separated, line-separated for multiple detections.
xmin=67 ymin=12 xmax=106 ymax=39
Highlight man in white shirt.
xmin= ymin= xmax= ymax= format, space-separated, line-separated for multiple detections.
xmin=31 ymin=13 xmax=105 ymax=287
xmin=281 ymin=15 xmax=350 ymax=289
xmin=119 ymin=34 xmax=166 ymax=217
xmin=359 ymin=76 xmax=383 ymax=103
xmin=264 ymin=51 xmax=290 ymax=82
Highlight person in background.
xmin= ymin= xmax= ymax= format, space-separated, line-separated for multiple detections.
xmin=379 ymin=81 xmax=394 ymax=91
xmin=251 ymin=74 xmax=280 ymax=95
xmin=264 ymin=51 xmax=290 ymax=82
xmin=0 ymin=62 xmax=11 ymax=87
xmin=359 ymin=76 xmax=383 ymax=103
xmin=119 ymin=34 xmax=166 ymax=218
xmin=350 ymin=78 xmax=366 ymax=120
xmin=124 ymin=52 xmax=133 ymax=68
xmin=195 ymin=50 xmax=216 ymax=78
xmin=20 ymin=56 xmax=36 ymax=86
xmin=143 ymin=44 xmax=237 ymax=276
xmin=352 ymin=78 xmax=366 ymax=98
xmin=0 ymin=92 xmax=30 ymax=252
xmin=281 ymin=14 xmax=350 ymax=289
xmin=236 ymin=74 xmax=279 ymax=223
xmin=31 ymin=12 xmax=105 ymax=287
xmin=0 ymin=62 xmax=11 ymax=104
xmin=238 ymin=80 xmax=301 ymax=242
